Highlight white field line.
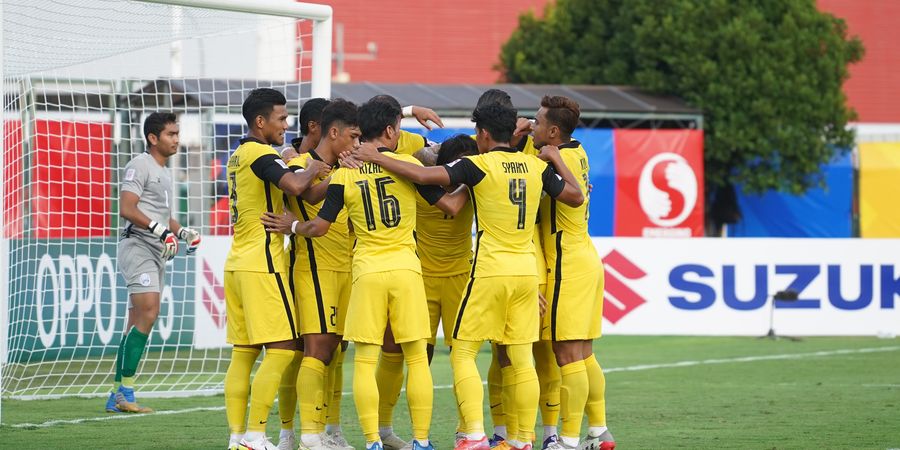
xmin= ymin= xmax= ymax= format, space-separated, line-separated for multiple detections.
xmin=6 ymin=345 xmax=898 ymax=429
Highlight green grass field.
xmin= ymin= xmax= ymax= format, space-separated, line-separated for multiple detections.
xmin=3 ymin=336 xmax=899 ymax=449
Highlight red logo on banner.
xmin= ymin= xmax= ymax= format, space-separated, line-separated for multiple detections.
xmin=201 ymin=259 xmax=227 ymax=329
xmin=614 ymin=130 xmax=704 ymax=237
xmin=602 ymin=249 xmax=647 ymax=324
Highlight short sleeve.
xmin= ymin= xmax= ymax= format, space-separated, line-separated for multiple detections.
xmin=541 ymin=164 xmax=566 ymax=198
xmin=444 ymin=157 xmax=486 ymax=187
xmin=415 ymin=184 xmax=445 ymax=205
xmin=318 ymin=184 xmax=345 ymax=223
xmin=250 ymin=153 xmax=294 ymax=185
xmin=121 ymin=159 xmax=147 ymax=196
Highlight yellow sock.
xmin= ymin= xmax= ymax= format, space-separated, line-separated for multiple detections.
xmin=224 ymin=347 xmax=260 ymax=434
xmin=487 ymin=346 xmax=505 ymax=430
xmin=278 ymin=350 xmax=303 ymax=430
xmin=451 ymin=339 xmax=484 ymax=435
xmin=353 ymin=343 xmax=382 ymax=443
xmin=584 ymin=354 xmax=607 ymax=427
xmin=507 ymin=343 xmax=539 ymax=444
xmin=401 ymin=340 xmax=433 ymax=441
xmin=559 ymin=360 xmax=588 ymax=439
xmin=298 ymin=356 xmax=327 ymax=434
xmin=501 ymin=365 xmax=519 ymax=442
xmin=247 ymin=348 xmax=295 ymax=433
xmin=376 ymin=351 xmax=405 ymax=428
xmin=534 ymin=340 xmax=560 ymax=427
xmin=327 ymin=345 xmax=345 ymax=428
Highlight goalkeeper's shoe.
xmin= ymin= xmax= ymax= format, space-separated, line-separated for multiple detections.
xmin=239 ymin=435 xmax=278 ymax=450
xmin=578 ymin=430 xmax=615 ymax=450
xmin=382 ymin=433 xmax=411 ymax=450
xmin=114 ymin=386 xmax=153 ymax=413
xmin=104 ymin=392 xmax=121 ymax=413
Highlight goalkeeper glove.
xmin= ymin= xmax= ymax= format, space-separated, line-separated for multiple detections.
xmin=148 ymin=220 xmax=178 ymax=261
xmin=177 ymin=227 xmax=201 ymax=255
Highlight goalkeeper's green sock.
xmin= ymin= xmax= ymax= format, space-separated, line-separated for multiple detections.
xmin=111 ymin=331 xmax=127 ymax=393
xmin=121 ymin=326 xmax=150 ymax=383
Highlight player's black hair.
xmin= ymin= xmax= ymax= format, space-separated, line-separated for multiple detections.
xmin=540 ymin=95 xmax=581 ymax=140
xmin=320 ymin=98 xmax=358 ymax=134
xmin=471 ymin=103 xmax=517 ymax=143
xmin=437 ymin=134 xmax=478 ymax=166
xmin=369 ymin=94 xmax=402 ymax=110
xmin=476 ymin=88 xmax=513 ymax=109
xmin=241 ymin=88 xmax=287 ymax=127
xmin=358 ymin=98 xmax=402 ymax=142
xmin=299 ymin=98 xmax=330 ymax=135
xmin=143 ymin=112 xmax=177 ymax=148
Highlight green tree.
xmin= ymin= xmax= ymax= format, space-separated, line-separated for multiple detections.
xmin=499 ymin=0 xmax=863 ymax=194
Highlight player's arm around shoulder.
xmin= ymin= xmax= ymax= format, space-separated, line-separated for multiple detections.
xmin=351 ymin=142 xmax=451 ymax=186
xmin=538 ymin=145 xmax=584 ymax=207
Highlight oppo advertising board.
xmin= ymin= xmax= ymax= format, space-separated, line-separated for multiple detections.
xmin=595 ymin=238 xmax=900 ymax=336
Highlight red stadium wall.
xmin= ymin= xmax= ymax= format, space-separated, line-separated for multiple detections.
xmin=818 ymin=0 xmax=900 ymax=123
xmin=309 ymin=1 xmax=900 ymax=124
xmin=306 ymin=0 xmax=546 ymax=84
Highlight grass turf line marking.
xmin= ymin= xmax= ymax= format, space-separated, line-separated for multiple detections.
xmin=7 ymin=345 xmax=898 ymax=429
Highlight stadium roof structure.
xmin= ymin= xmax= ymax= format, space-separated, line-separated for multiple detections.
xmin=127 ymin=79 xmax=703 ymax=129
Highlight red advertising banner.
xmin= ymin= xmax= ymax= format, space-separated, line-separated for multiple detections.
xmin=32 ymin=120 xmax=112 ymax=238
xmin=613 ymin=129 xmax=704 ymax=237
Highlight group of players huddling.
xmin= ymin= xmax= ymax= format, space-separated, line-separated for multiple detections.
xmin=109 ymin=87 xmax=614 ymax=450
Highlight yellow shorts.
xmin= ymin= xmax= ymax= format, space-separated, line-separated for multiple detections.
xmin=294 ymin=269 xmax=351 ymax=336
xmin=343 ymin=270 xmax=430 ymax=345
xmin=452 ymin=275 xmax=540 ymax=345
xmin=225 ymin=271 xmax=299 ymax=346
xmin=424 ymin=272 xmax=469 ymax=347
xmin=542 ymin=269 xmax=605 ymax=341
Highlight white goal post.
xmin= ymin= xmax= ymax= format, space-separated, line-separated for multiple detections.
xmin=0 ymin=0 xmax=333 ymax=419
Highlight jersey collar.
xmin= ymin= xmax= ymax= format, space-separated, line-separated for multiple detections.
xmin=559 ymin=140 xmax=581 ymax=149
xmin=491 ymin=145 xmax=518 ymax=153
xmin=309 ymin=149 xmax=339 ymax=169
xmin=239 ymin=136 xmax=266 ymax=145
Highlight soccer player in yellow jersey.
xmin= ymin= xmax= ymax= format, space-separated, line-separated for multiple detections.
xmin=289 ymin=99 xmax=467 ymax=450
xmin=283 ymin=100 xmax=360 ymax=450
xmin=350 ymin=103 xmax=584 ymax=450
xmin=415 ymin=134 xmax=478 ymax=362
xmin=471 ymin=89 xmax=561 ymax=449
xmin=223 ymin=88 xmax=329 ymax=450
xmin=532 ymin=96 xmax=615 ymax=450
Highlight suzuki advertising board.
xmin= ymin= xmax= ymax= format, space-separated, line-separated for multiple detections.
xmin=596 ymin=238 xmax=900 ymax=336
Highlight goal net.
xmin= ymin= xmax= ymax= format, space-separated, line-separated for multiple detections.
xmin=0 ymin=0 xmax=332 ymax=403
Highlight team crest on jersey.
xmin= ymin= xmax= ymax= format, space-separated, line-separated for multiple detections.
xmin=139 ymin=273 xmax=151 ymax=286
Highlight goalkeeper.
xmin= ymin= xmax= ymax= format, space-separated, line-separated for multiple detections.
xmin=105 ymin=112 xmax=201 ymax=413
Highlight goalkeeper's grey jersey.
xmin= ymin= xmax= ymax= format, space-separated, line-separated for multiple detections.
xmin=119 ymin=152 xmax=174 ymax=250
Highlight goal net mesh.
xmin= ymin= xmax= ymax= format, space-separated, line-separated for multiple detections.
xmin=1 ymin=0 xmax=325 ymax=400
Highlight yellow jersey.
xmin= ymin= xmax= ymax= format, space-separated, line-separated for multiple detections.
xmin=285 ymin=151 xmax=352 ymax=273
xmin=318 ymin=149 xmax=446 ymax=280
xmin=540 ymin=140 xmax=600 ymax=276
xmin=518 ymin=135 xmax=550 ymax=283
xmin=444 ymin=147 xmax=566 ymax=278
xmin=225 ymin=137 xmax=295 ymax=273
xmin=395 ymin=130 xmax=429 ymax=155
xmin=415 ymin=194 xmax=474 ymax=277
